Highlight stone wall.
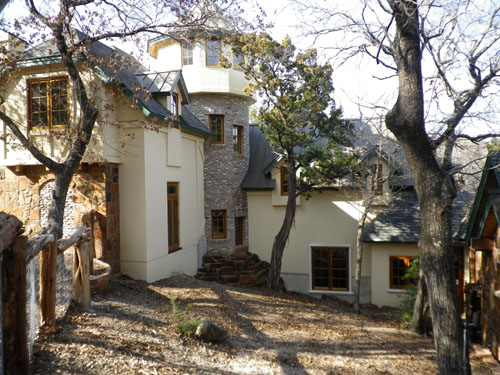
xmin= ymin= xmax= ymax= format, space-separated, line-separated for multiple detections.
xmin=0 ymin=163 xmax=120 ymax=274
xmin=187 ymin=94 xmax=250 ymax=254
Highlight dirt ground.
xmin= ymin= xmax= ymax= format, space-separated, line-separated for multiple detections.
xmin=31 ymin=275 xmax=496 ymax=375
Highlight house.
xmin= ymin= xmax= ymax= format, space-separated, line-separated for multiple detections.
xmin=465 ymin=150 xmax=500 ymax=361
xmin=0 ymin=32 xmax=209 ymax=282
xmin=242 ymin=123 xmax=475 ymax=307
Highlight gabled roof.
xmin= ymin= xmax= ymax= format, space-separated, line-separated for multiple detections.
xmin=465 ymin=151 xmax=500 ymax=241
xmin=18 ymin=31 xmax=210 ymax=137
xmin=362 ymin=190 xmax=473 ymax=243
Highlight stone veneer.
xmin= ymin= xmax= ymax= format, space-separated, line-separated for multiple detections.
xmin=0 ymin=163 xmax=120 ymax=274
xmin=187 ymin=93 xmax=250 ymax=254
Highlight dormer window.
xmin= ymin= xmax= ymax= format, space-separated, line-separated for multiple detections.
xmin=181 ymin=41 xmax=193 ymax=66
xmin=171 ymin=93 xmax=179 ymax=116
xmin=371 ymin=163 xmax=383 ymax=195
xmin=206 ymin=39 xmax=221 ymax=67
xmin=28 ymin=76 xmax=69 ymax=130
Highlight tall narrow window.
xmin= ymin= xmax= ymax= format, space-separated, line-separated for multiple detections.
xmin=280 ymin=166 xmax=289 ymax=196
xmin=371 ymin=163 xmax=383 ymax=195
xmin=233 ymin=126 xmax=242 ymax=154
xmin=182 ymin=41 xmax=193 ymax=65
xmin=170 ymin=93 xmax=179 ymax=116
xmin=389 ymin=256 xmax=413 ymax=289
xmin=312 ymin=247 xmax=349 ymax=291
xmin=233 ymin=50 xmax=243 ymax=66
xmin=211 ymin=210 xmax=226 ymax=239
xmin=235 ymin=216 xmax=244 ymax=246
xmin=168 ymin=182 xmax=180 ymax=252
xmin=28 ymin=77 xmax=69 ymax=130
xmin=206 ymin=39 xmax=221 ymax=66
xmin=209 ymin=115 xmax=224 ymax=144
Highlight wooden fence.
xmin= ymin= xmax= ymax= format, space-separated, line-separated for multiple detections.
xmin=0 ymin=212 xmax=91 ymax=375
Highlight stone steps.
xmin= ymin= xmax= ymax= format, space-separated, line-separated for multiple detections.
xmin=195 ymin=251 xmax=269 ymax=287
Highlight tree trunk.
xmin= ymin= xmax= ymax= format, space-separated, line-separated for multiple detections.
xmin=39 ymin=172 xmax=72 ymax=329
xmin=411 ymin=265 xmax=427 ymax=334
xmin=268 ymin=160 xmax=297 ymax=290
xmin=385 ymin=1 xmax=465 ymax=373
xmin=353 ymin=202 xmax=371 ymax=314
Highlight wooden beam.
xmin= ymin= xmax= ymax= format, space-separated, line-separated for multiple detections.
xmin=471 ymin=237 xmax=495 ymax=251
xmin=26 ymin=234 xmax=55 ymax=263
xmin=39 ymin=241 xmax=57 ymax=330
xmin=2 ymin=236 xmax=30 ymax=375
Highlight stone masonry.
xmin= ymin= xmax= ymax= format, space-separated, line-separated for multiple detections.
xmin=0 ymin=163 xmax=120 ymax=274
xmin=187 ymin=93 xmax=250 ymax=254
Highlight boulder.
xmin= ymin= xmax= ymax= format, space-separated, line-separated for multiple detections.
xmin=195 ymin=320 xmax=227 ymax=343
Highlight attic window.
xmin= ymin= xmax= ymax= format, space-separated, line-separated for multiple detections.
xmin=28 ymin=77 xmax=69 ymax=130
xmin=280 ymin=166 xmax=289 ymax=196
xmin=371 ymin=164 xmax=383 ymax=195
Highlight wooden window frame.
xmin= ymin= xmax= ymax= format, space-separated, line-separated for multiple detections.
xmin=206 ymin=38 xmax=221 ymax=67
xmin=209 ymin=114 xmax=224 ymax=144
xmin=233 ymin=125 xmax=243 ymax=154
xmin=168 ymin=182 xmax=181 ymax=252
xmin=235 ymin=216 xmax=244 ymax=246
xmin=389 ymin=256 xmax=413 ymax=289
xmin=211 ymin=210 xmax=227 ymax=239
xmin=370 ymin=163 xmax=384 ymax=195
xmin=311 ymin=247 xmax=349 ymax=292
xmin=280 ymin=166 xmax=289 ymax=196
xmin=181 ymin=40 xmax=194 ymax=66
xmin=27 ymin=76 xmax=69 ymax=130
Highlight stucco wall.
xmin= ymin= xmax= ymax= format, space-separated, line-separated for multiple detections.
xmin=119 ymin=126 xmax=205 ymax=282
xmin=247 ymin=189 xmax=371 ymax=303
xmin=368 ymin=243 xmax=419 ymax=307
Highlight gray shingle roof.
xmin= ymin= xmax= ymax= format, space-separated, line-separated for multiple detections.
xmin=19 ymin=32 xmax=210 ymax=136
xmin=240 ymin=124 xmax=276 ymax=190
xmin=362 ymin=190 xmax=472 ymax=243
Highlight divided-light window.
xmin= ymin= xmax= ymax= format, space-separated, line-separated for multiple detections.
xmin=211 ymin=210 xmax=227 ymax=239
xmin=312 ymin=247 xmax=349 ymax=291
xmin=182 ymin=41 xmax=194 ymax=66
xmin=233 ymin=125 xmax=242 ymax=154
xmin=209 ymin=115 xmax=224 ymax=144
xmin=371 ymin=164 xmax=383 ymax=195
xmin=28 ymin=77 xmax=69 ymax=130
xmin=280 ymin=166 xmax=289 ymax=196
xmin=389 ymin=256 xmax=414 ymax=289
xmin=206 ymin=39 xmax=221 ymax=66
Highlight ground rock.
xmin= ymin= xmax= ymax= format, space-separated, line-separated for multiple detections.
xmin=195 ymin=319 xmax=227 ymax=343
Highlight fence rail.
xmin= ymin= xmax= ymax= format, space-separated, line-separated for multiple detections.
xmin=0 ymin=212 xmax=90 ymax=375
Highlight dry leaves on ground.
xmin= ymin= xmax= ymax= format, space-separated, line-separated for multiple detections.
xmin=31 ymin=275 xmax=495 ymax=375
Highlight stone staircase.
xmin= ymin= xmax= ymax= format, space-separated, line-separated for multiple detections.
xmin=195 ymin=252 xmax=269 ymax=286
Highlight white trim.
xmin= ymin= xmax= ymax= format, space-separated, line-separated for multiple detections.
xmin=308 ymin=244 xmax=352 ymax=293
xmin=387 ymin=289 xmax=406 ymax=293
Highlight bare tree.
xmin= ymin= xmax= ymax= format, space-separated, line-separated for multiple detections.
xmin=291 ymin=0 xmax=500 ymax=373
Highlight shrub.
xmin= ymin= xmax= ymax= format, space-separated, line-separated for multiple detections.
xmin=169 ymin=297 xmax=201 ymax=337
xmin=398 ymin=257 xmax=419 ymax=328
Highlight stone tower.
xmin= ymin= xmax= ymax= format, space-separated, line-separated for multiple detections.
xmin=148 ymin=34 xmax=254 ymax=255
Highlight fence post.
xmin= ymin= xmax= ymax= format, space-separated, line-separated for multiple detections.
xmin=2 ymin=236 xmax=30 ymax=375
xmin=73 ymin=239 xmax=90 ymax=309
xmin=39 ymin=241 xmax=57 ymax=330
